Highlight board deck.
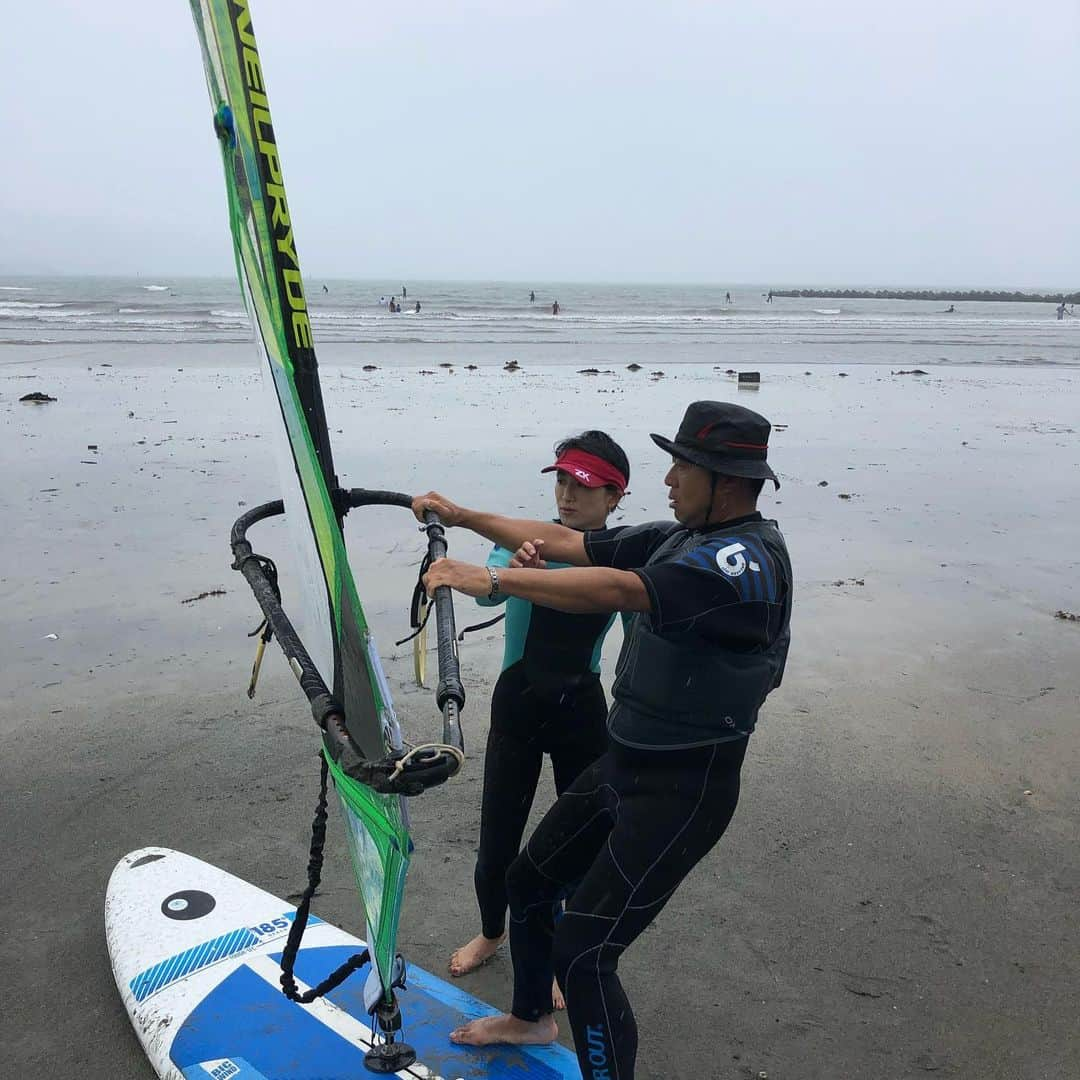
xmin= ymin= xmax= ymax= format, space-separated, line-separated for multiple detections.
xmin=106 ymin=848 xmax=579 ymax=1079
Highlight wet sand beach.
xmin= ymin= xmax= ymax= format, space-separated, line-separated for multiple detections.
xmin=2 ymin=347 xmax=1078 ymax=1078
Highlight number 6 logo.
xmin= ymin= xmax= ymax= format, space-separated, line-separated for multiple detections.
xmin=715 ymin=541 xmax=759 ymax=577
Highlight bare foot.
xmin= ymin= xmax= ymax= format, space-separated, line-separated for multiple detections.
xmin=448 ymin=932 xmax=506 ymax=977
xmin=551 ymin=977 xmax=565 ymax=1011
xmin=450 ymin=1012 xmax=558 ymax=1046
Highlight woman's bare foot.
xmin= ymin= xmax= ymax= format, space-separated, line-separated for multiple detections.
xmin=450 ymin=1012 xmax=558 ymax=1046
xmin=448 ymin=932 xmax=506 ymax=977
xmin=551 ymin=977 xmax=566 ymax=1011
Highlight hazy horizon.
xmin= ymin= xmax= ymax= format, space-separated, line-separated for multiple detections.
xmin=3 ymin=1 xmax=1077 ymax=286
xmin=2 ymin=272 xmax=1076 ymax=293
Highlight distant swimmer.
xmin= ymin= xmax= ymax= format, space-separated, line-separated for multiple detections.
xmin=415 ymin=301 xmax=421 ymax=314
xmin=530 ymin=290 xmax=536 ymax=303
xmin=552 ymin=300 xmax=560 ymax=316
xmin=322 ymin=284 xmax=329 ymax=293
xmin=725 ymin=291 xmax=732 ymax=304
xmin=944 ymin=305 xmax=956 ymax=313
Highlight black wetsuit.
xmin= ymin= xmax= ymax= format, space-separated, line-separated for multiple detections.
xmin=473 ymin=546 xmax=618 ymax=940
xmin=505 ymin=514 xmax=793 ymax=1079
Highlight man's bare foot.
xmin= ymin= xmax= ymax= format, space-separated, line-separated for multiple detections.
xmin=448 ymin=932 xmax=506 ymax=977
xmin=450 ymin=1012 xmax=558 ymax=1046
xmin=551 ymin=977 xmax=566 ymax=1011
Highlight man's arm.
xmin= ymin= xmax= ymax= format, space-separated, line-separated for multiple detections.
xmin=423 ymin=558 xmax=651 ymax=615
xmin=412 ymin=491 xmax=589 ymax=566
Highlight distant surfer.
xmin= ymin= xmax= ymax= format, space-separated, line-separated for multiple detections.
xmin=414 ymin=401 xmax=792 ymax=1079
xmin=530 ymin=290 xmax=536 ymax=303
xmin=552 ymin=300 xmax=559 ymax=316
xmin=445 ymin=433 xmax=631 ymax=1014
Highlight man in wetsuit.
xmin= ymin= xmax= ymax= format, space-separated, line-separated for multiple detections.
xmin=413 ymin=401 xmax=793 ymax=1079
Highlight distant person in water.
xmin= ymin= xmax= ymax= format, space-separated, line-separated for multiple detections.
xmin=415 ymin=301 xmax=421 ymax=314
xmin=390 ymin=298 xmax=398 ymax=313
xmin=725 ymin=291 xmax=732 ymax=304
xmin=530 ymin=290 xmax=536 ymax=303
xmin=945 ymin=305 xmax=956 ymax=313
xmin=766 ymin=290 xmax=773 ymax=303
xmin=402 ymin=285 xmax=407 ymax=298
xmin=322 ymin=284 xmax=329 ymax=294
xmin=552 ymin=300 xmax=560 ymax=316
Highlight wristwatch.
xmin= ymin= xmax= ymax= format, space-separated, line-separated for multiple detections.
xmin=487 ymin=566 xmax=500 ymax=601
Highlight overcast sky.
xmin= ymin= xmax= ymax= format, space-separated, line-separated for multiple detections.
xmin=3 ymin=1 xmax=1078 ymax=286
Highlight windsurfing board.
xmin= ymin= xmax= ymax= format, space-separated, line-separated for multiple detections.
xmin=106 ymin=848 xmax=579 ymax=1079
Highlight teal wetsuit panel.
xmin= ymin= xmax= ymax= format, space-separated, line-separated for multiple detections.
xmin=476 ymin=546 xmax=616 ymax=693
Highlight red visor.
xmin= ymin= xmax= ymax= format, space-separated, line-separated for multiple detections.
xmin=541 ymin=449 xmax=627 ymax=492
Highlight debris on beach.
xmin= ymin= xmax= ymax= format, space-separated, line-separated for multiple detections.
xmin=1054 ymin=610 xmax=1078 ymax=621
xmin=818 ymin=480 xmax=829 ymax=487
xmin=362 ymin=364 xmax=378 ymax=371
xmin=837 ymin=372 xmax=849 ymax=377
xmin=578 ymin=368 xmax=601 ymax=375
xmin=20 ymin=392 xmax=57 ymax=404
xmin=43 ymin=632 xmax=59 ymax=641
xmin=79 ymin=459 xmax=98 ymax=465
xmin=439 ymin=362 xmax=453 ymax=368
xmin=832 ymin=578 xmax=866 ymax=587
xmin=504 ymin=360 xmax=521 ymax=372
xmin=626 ymin=363 xmax=642 ymax=371
xmin=774 ymin=424 xmax=788 ymax=431
xmin=181 ymin=589 xmax=227 ymax=605
xmin=738 ymin=371 xmax=761 ymax=384
xmin=418 ymin=369 xmax=435 ymax=376
xmin=892 ymin=368 xmax=929 ymax=376
xmin=465 ymin=364 xmax=478 ymax=370
xmin=650 ymin=370 xmax=665 ymax=379
xmin=838 ymin=493 xmax=855 ymax=500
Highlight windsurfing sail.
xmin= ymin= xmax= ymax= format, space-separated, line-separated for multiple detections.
xmin=189 ymin=0 xmax=464 ymax=1066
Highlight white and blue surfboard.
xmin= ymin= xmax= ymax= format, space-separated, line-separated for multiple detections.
xmin=106 ymin=848 xmax=579 ymax=1079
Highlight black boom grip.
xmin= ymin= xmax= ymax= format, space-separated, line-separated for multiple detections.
xmin=422 ymin=511 xmax=465 ymax=750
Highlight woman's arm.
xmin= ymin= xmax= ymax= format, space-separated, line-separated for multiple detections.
xmin=412 ymin=492 xmax=589 ymax=566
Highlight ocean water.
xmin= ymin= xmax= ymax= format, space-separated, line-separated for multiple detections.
xmin=1 ymin=276 xmax=1077 ymax=368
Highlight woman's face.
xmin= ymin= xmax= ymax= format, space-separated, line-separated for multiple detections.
xmin=554 ymin=471 xmax=618 ymax=530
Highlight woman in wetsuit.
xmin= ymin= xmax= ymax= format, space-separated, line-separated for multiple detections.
xmin=448 ymin=431 xmax=630 ymax=997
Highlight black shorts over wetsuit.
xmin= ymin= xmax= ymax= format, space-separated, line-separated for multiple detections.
xmin=505 ymin=514 xmax=793 ymax=1079
xmin=473 ymin=546 xmax=618 ymax=940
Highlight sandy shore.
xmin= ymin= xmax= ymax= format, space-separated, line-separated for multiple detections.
xmin=2 ymin=346 xmax=1078 ymax=1078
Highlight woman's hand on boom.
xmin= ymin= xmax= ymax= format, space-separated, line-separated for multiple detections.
xmin=510 ymin=540 xmax=547 ymax=570
xmin=412 ymin=491 xmax=467 ymax=527
xmin=423 ymin=557 xmax=491 ymax=599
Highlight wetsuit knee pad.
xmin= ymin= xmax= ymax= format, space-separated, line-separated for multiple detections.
xmin=551 ymin=917 xmax=620 ymax=987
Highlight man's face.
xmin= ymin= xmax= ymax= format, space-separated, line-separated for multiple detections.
xmin=664 ymin=457 xmax=715 ymax=527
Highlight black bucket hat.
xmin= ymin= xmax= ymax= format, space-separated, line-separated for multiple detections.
xmin=651 ymin=400 xmax=779 ymax=488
